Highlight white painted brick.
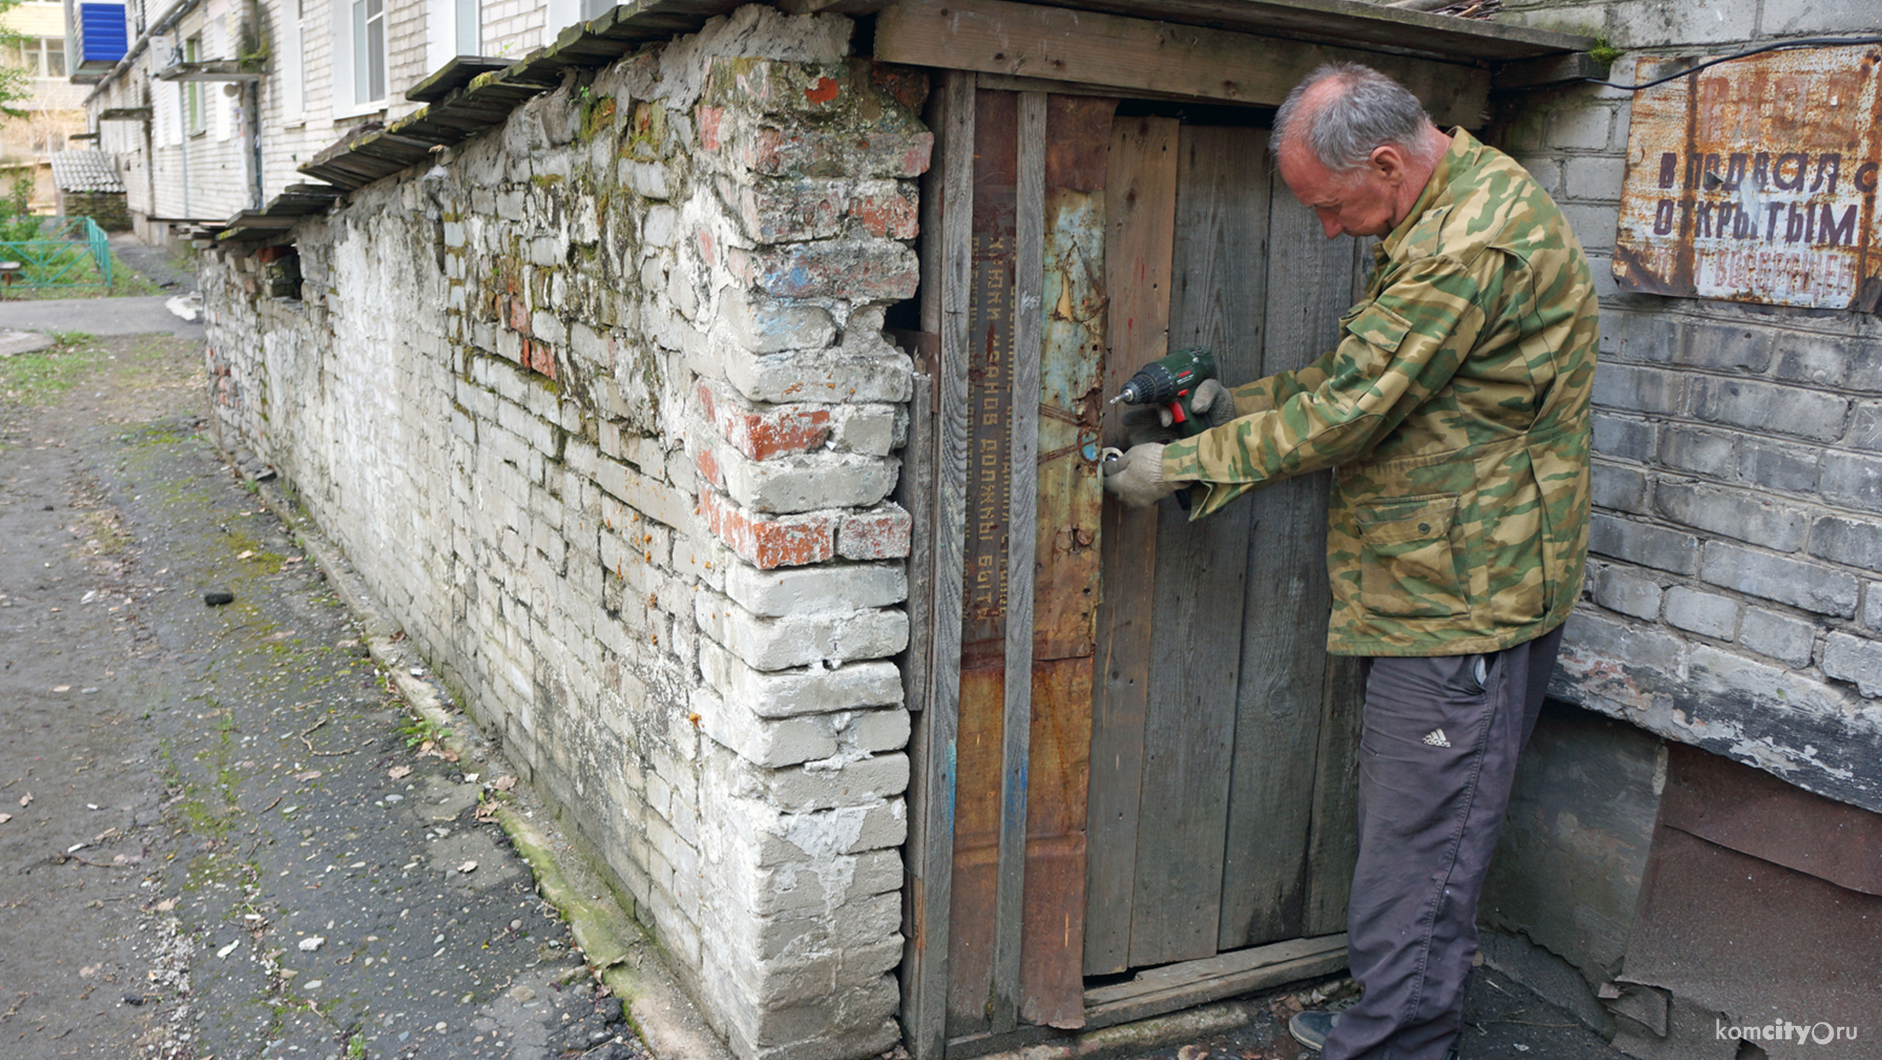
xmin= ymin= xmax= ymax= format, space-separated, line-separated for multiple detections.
xmin=699 ymin=637 xmax=900 ymax=717
xmin=706 ymin=441 xmax=900 ymax=514
xmin=694 ymin=688 xmax=840 ymax=768
xmin=723 ymin=560 xmax=907 ymax=617
xmin=696 ymin=590 xmax=908 ymax=671
xmin=766 ymin=754 xmax=909 ymax=812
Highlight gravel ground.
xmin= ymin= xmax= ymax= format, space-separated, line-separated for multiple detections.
xmin=0 ymin=332 xmax=649 ymax=1060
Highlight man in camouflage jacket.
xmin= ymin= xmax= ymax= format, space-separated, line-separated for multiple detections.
xmin=1103 ymin=64 xmax=1599 ymax=1060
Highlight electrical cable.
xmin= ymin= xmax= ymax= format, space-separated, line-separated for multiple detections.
xmin=1585 ymin=35 xmax=1882 ymax=92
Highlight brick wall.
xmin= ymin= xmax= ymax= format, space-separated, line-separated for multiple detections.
xmin=1488 ymin=0 xmax=1882 ymax=812
xmin=198 ymin=9 xmax=921 ymax=1059
xmin=59 ymin=191 xmax=132 ymax=231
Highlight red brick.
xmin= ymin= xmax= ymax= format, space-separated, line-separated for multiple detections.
xmin=698 ymin=107 xmax=725 ymax=152
xmin=255 ymin=244 xmax=296 ymax=264
xmin=803 ymin=75 xmax=841 ymax=106
xmin=508 ymin=296 xmax=532 ymax=334
xmin=699 ymin=383 xmax=831 ymax=461
xmin=525 ymin=339 xmax=558 ymax=380
xmin=695 ymin=445 xmax=724 ymax=488
xmin=698 ymin=488 xmax=835 ymax=570
xmin=870 ymin=62 xmax=930 ymax=114
xmin=837 ymin=504 xmax=911 ymax=560
xmin=849 ymin=188 xmax=918 ymax=240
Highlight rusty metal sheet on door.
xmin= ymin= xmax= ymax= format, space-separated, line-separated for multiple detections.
xmin=1613 ymin=46 xmax=1882 ymax=311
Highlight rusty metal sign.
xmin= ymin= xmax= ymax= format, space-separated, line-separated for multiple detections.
xmin=1614 ymin=46 xmax=1882 ymax=311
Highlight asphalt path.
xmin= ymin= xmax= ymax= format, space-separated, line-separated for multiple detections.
xmin=0 ymin=296 xmax=205 ymax=341
xmin=0 ymin=335 xmax=644 ymax=1059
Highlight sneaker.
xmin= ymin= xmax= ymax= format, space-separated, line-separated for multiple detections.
xmin=1287 ymin=1009 xmax=1340 ymax=1051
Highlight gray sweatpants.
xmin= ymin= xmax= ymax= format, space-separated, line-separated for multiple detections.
xmin=1321 ymin=625 xmax=1564 ymax=1060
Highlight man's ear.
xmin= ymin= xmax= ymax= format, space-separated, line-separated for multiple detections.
xmin=1369 ymin=144 xmax=1407 ymax=186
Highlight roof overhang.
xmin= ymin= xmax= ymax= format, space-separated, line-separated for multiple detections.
xmin=799 ymin=0 xmax=1600 ymax=87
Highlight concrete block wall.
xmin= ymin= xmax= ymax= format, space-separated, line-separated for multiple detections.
xmin=1487 ymin=2 xmax=1882 ymax=810
xmin=198 ymin=9 xmax=926 ymax=1058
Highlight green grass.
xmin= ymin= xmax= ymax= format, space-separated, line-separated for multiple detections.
xmin=396 ymin=712 xmax=451 ymax=749
xmin=0 ymin=252 xmax=166 ymax=298
xmin=0 ymin=331 xmax=105 ymax=406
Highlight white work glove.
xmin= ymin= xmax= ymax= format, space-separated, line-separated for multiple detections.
xmin=1101 ymin=443 xmax=1178 ymax=508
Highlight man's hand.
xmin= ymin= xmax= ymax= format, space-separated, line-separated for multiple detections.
xmin=1101 ymin=443 xmax=1178 ymax=508
xmin=1190 ymin=379 xmax=1237 ymax=429
xmin=1151 ymin=378 xmax=1237 ymax=430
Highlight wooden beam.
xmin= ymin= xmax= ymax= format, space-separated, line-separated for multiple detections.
xmin=801 ymin=0 xmax=1592 ymax=61
xmin=988 ymin=88 xmax=1048 ymax=1038
xmin=874 ymin=0 xmax=1492 ymax=127
xmin=947 ymin=84 xmax=1019 ymax=1041
xmin=1493 ymin=51 xmax=1609 ymax=91
xmin=899 ymin=69 xmax=975 ymax=1060
xmin=1017 ymin=91 xmax=1113 ymax=1033
xmin=1081 ymin=933 xmax=1349 ymax=1026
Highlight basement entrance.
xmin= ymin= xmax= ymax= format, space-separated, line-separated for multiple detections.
xmin=883 ymin=5 xmax=1593 ymax=1056
xmin=901 ymin=78 xmax=1372 ymax=1057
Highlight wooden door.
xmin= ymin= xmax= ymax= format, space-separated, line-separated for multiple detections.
xmin=1083 ymin=113 xmax=1368 ymax=976
xmin=898 ymin=78 xmax=1368 ymax=1060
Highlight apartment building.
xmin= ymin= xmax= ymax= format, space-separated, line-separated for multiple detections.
xmin=77 ymin=0 xmax=600 ymax=241
xmin=3 ymin=1 xmax=91 ymax=206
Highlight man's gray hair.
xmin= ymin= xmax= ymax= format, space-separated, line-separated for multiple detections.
xmin=1273 ymin=63 xmax=1432 ymax=173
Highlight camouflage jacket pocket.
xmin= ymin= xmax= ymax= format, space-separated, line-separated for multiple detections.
xmin=1357 ymin=493 xmax=1468 ymax=620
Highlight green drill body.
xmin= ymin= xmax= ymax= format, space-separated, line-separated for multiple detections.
xmin=1111 ymin=347 xmax=1219 ymax=439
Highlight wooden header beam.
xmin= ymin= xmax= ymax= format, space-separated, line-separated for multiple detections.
xmin=873 ymin=0 xmax=1492 ymax=128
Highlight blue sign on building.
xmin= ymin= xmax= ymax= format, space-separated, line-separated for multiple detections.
xmin=70 ymin=1 xmax=127 ymax=80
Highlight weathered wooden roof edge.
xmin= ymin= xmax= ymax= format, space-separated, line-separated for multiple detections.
xmin=222 ymin=0 xmax=1594 ymax=240
xmin=203 ymin=0 xmax=746 ymax=239
xmin=790 ymin=0 xmax=1596 ymax=63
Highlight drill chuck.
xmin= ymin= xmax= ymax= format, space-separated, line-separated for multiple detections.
xmin=1113 ymin=347 xmax=1217 ymax=407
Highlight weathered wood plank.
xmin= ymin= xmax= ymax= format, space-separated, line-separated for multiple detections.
xmin=874 ymin=0 xmax=1492 ymax=127
xmin=1017 ymin=92 xmax=1114 ymax=1032
xmin=1082 ymin=934 xmax=1349 ymax=1027
xmin=1306 ymin=652 xmax=1365 ymax=935
xmin=790 ymin=0 xmax=1592 ymax=61
xmin=1216 ymin=169 xmax=1358 ymax=950
xmin=1083 ymin=113 xmax=1178 ymax=977
xmin=1124 ymin=124 xmax=1268 ymax=968
xmin=405 ymin=56 xmax=510 ymax=103
xmin=1493 ymin=51 xmax=1610 ymax=91
xmin=900 ymin=69 xmax=974 ymax=1060
xmin=988 ymin=88 xmax=1047 ymax=1038
xmin=946 ymin=86 xmax=1019 ymax=1041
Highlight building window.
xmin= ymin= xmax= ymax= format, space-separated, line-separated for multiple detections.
xmin=280 ymin=0 xmax=306 ymax=119
xmin=455 ymin=0 xmax=479 ymax=55
xmin=5 ymin=37 xmax=69 ymax=79
xmin=352 ymin=0 xmax=385 ymax=105
xmin=183 ymin=35 xmax=204 ymax=135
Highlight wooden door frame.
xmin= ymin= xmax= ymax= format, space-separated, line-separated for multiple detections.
xmin=899 ymin=44 xmax=1465 ymax=1055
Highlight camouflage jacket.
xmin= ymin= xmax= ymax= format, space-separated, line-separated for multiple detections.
xmin=1161 ymin=130 xmax=1599 ymax=657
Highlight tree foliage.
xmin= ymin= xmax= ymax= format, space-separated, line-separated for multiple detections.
xmin=0 ymin=0 xmax=39 ymax=122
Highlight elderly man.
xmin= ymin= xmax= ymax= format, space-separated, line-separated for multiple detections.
xmin=1103 ymin=64 xmax=1599 ymax=1060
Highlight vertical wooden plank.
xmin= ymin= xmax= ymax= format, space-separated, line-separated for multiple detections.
xmin=901 ymin=69 xmax=974 ymax=1060
xmin=947 ymin=85 xmax=1019 ymax=1040
xmin=1018 ymin=92 xmax=1115 ymax=1031
xmin=1083 ymin=113 xmax=1179 ymax=977
xmin=1300 ymin=242 xmax=1376 ymax=939
xmin=987 ymin=89 xmax=1047 ymax=1037
xmin=1126 ymin=124 xmax=1269 ymax=968
xmin=1218 ymin=176 xmax=1365 ymax=948
xmin=1304 ymin=654 xmax=1364 ymax=936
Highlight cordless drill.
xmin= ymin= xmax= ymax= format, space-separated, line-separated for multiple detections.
xmin=1108 ymin=346 xmax=1219 ymax=439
